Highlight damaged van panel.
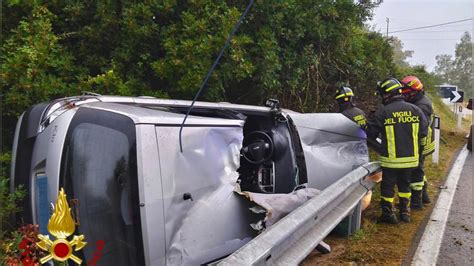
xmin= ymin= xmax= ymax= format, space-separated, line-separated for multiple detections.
xmin=288 ymin=113 xmax=369 ymax=190
xmin=155 ymin=124 xmax=261 ymax=265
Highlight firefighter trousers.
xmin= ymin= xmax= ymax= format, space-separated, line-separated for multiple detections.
xmin=380 ymin=167 xmax=413 ymax=211
xmin=410 ymin=155 xmax=425 ymax=191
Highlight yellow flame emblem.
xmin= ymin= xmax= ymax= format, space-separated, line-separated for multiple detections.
xmin=37 ymin=188 xmax=87 ymax=264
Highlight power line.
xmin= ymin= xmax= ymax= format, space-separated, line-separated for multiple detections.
xmin=388 ymin=18 xmax=472 ymax=27
xmin=388 ymin=18 xmax=473 ymax=34
xmin=402 ymin=39 xmax=463 ymax=41
xmin=391 ymin=25 xmax=473 ymax=30
xmin=393 ymin=30 xmax=472 ymax=34
xmin=434 ymin=24 xmax=473 ymax=28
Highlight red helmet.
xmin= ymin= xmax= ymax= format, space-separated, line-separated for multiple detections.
xmin=401 ymin=76 xmax=423 ymax=101
xmin=402 ymin=76 xmax=423 ymax=91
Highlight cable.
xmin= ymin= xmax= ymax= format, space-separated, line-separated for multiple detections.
xmin=388 ymin=18 xmax=473 ymax=34
xmin=393 ymin=30 xmax=472 ymax=34
xmin=178 ymin=0 xmax=255 ymax=153
xmin=402 ymin=39 xmax=463 ymax=41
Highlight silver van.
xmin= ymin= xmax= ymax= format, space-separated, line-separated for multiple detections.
xmin=11 ymin=95 xmax=368 ymax=265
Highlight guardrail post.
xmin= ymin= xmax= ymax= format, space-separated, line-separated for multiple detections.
xmin=336 ymin=201 xmax=362 ymax=237
xmin=349 ymin=201 xmax=362 ymax=235
xmin=432 ymin=116 xmax=440 ymax=164
xmin=457 ymin=105 xmax=463 ymax=130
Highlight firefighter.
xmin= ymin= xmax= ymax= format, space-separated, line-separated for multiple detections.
xmin=366 ymin=78 xmax=428 ymax=223
xmin=401 ymin=76 xmax=435 ymax=208
xmin=335 ymin=86 xmax=367 ymax=128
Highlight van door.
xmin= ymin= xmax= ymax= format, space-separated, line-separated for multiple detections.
xmin=155 ymin=120 xmax=258 ymax=265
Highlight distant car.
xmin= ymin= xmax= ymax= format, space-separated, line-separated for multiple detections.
xmin=11 ymin=95 xmax=368 ymax=265
xmin=436 ymin=84 xmax=458 ymax=99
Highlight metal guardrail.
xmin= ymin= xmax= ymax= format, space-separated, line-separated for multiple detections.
xmin=218 ymin=162 xmax=381 ymax=266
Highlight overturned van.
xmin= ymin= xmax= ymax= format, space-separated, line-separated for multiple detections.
xmin=11 ymin=95 xmax=368 ymax=265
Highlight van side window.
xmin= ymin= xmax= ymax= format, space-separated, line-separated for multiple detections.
xmin=60 ymin=108 xmax=143 ymax=265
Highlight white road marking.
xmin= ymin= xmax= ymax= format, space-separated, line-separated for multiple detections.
xmin=411 ymin=146 xmax=469 ymax=266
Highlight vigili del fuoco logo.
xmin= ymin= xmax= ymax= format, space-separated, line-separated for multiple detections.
xmin=36 ymin=188 xmax=87 ymax=264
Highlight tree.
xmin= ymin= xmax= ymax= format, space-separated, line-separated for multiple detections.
xmin=434 ymin=54 xmax=455 ymax=82
xmin=453 ymin=32 xmax=472 ymax=97
xmin=388 ymin=36 xmax=414 ymax=68
xmin=434 ymin=32 xmax=473 ymax=97
xmin=1 ymin=6 xmax=84 ymax=146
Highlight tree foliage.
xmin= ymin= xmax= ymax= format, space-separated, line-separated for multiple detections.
xmin=434 ymin=32 xmax=473 ymax=97
xmin=1 ymin=6 xmax=82 ymax=118
xmin=2 ymin=0 xmax=398 ymax=149
xmin=388 ymin=36 xmax=414 ymax=68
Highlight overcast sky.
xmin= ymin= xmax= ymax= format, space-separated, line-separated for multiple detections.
xmin=370 ymin=0 xmax=473 ymax=71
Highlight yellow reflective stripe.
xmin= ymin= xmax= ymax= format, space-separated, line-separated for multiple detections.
xmin=386 ymin=125 xmax=396 ymax=158
xmin=335 ymin=92 xmax=354 ymax=99
xmin=381 ymin=80 xmax=392 ymax=87
xmin=353 ymin=115 xmax=367 ymax=127
xmin=413 ymin=123 xmax=419 ymax=156
xmin=425 ymin=141 xmax=435 ymax=148
xmin=380 ymin=155 xmax=419 ymax=163
xmin=386 ymin=84 xmax=401 ymax=92
xmin=425 ymin=112 xmax=434 ymax=145
xmin=398 ymin=192 xmax=412 ymax=199
xmin=423 ymin=125 xmax=433 ymax=153
xmin=381 ymin=196 xmax=394 ymax=203
xmin=420 ymin=137 xmax=427 ymax=146
xmin=380 ymin=160 xmax=419 ymax=168
xmin=410 ymin=181 xmax=424 ymax=191
xmin=423 ymin=142 xmax=435 ymax=155
xmin=423 ymin=175 xmax=427 ymax=182
xmin=427 ymin=126 xmax=433 ymax=142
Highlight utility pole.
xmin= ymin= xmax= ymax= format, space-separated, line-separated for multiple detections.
xmin=386 ymin=17 xmax=390 ymax=38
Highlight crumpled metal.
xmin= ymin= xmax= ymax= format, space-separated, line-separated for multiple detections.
xmin=234 ymin=183 xmax=321 ymax=230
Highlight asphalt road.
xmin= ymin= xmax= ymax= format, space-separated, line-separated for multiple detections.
xmin=437 ymin=150 xmax=473 ymax=265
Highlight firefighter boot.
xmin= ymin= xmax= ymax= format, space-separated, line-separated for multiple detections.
xmin=378 ymin=201 xmax=399 ymax=224
xmin=422 ymin=183 xmax=431 ymax=204
xmin=411 ymin=190 xmax=423 ymax=210
xmin=399 ymin=197 xmax=411 ymax=223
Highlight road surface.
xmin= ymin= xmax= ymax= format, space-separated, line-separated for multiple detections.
xmin=437 ymin=150 xmax=473 ymax=265
xmin=412 ymin=147 xmax=470 ymax=265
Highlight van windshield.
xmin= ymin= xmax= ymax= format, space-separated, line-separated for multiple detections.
xmin=61 ymin=108 xmax=143 ymax=265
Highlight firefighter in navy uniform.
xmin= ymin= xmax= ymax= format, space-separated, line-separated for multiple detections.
xmin=335 ymin=86 xmax=367 ymax=128
xmin=401 ymin=76 xmax=435 ymax=209
xmin=367 ymin=78 xmax=428 ymax=224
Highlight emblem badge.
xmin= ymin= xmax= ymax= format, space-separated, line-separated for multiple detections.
xmin=37 ymin=188 xmax=87 ymax=264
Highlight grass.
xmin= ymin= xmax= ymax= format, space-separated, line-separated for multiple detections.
xmin=303 ymin=94 xmax=470 ymax=265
